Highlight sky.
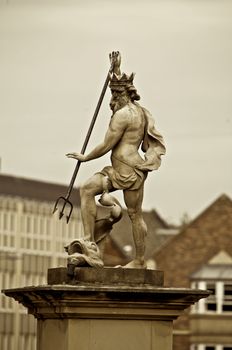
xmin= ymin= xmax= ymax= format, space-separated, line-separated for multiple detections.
xmin=0 ymin=0 xmax=231 ymax=224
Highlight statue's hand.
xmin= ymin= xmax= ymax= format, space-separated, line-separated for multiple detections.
xmin=66 ymin=152 xmax=86 ymax=162
xmin=109 ymin=51 xmax=121 ymax=75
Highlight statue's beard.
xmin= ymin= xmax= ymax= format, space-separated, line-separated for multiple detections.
xmin=110 ymin=96 xmax=129 ymax=113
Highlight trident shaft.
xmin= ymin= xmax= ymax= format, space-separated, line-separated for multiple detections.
xmin=53 ymin=52 xmax=119 ymax=223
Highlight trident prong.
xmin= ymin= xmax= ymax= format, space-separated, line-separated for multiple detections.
xmin=53 ymin=196 xmax=73 ymax=224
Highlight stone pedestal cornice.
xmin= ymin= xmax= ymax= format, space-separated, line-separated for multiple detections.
xmin=3 ymin=267 xmax=209 ymax=322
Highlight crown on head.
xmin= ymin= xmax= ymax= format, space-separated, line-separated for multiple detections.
xmin=109 ymin=72 xmax=135 ymax=90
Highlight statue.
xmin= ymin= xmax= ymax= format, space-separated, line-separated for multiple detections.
xmin=66 ymin=52 xmax=166 ymax=268
xmin=65 ymin=239 xmax=104 ymax=276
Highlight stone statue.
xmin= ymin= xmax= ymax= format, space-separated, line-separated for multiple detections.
xmin=66 ymin=52 xmax=166 ymax=268
xmin=64 ymin=192 xmax=123 ymax=275
xmin=65 ymin=239 xmax=104 ymax=275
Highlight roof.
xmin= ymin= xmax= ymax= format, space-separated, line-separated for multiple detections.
xmin=97 ymin=205 xmax=174 ymax=261
xmin=191 ymin=247 xmax=232 ymax=281
xmin=0 ymin=174 xmax=80 ymax=205
xmin=154 ymin=194 xmax=232 ymax=257
xmin=208 ymin=250 xmax=232 ymax=265
xmin=153 ymin=194 xmax=232 ymax=287
xmin=191 ymin=265 xmax=232 ymax=281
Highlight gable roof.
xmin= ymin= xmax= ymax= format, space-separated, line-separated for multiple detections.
xmin=191 ymin=265 xmax=232 ymax=281
xmin=191 ymin=250 xmax=232 ymax=281
xmin=0 ymin=173 xmax=80 ymax=205
xmin=155 ymin=194 xmax=232 ymax=256
xmin=208 ymin=250 xmax=232 ymax=265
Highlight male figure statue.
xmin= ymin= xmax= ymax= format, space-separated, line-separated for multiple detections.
xmin=67 ymin=52 xmax=166 ymax=268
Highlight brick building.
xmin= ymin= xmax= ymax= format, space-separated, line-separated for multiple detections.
xmin=154 ymin=194 xmax=232 ymax=350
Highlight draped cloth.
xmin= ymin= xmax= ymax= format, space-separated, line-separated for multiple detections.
xmin=139 ymin=105 xmax=166 ymax=171
xmin=99 ymin=163 xmax=147 ymax=191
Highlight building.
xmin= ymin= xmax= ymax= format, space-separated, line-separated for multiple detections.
xmin=154 ymin=194 xmax=232 ymax=350
xmin=0 ymin=174 xmax=83 ymax=350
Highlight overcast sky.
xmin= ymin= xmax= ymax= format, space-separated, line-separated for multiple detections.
xmin=0 ymin=0 xmax=231 ymax=224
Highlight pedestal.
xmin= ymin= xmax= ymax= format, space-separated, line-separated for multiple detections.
xmin=3 ymin=267 xmax=209 ymax=350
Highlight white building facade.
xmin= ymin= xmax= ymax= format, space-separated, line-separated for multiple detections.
xmin=0 ymin=175 xmax=83 ymax=350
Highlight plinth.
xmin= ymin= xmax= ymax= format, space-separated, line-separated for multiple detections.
xmin=3 ymin=267 xmax=209 ymax=350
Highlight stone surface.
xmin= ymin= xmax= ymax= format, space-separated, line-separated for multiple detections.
xmin=3 ymin=268 xmax=210 ymax=350
xmin=38 ymin=319 xmax=173 ymax=350
xmin=47 ymin=267 xmax=164 ymax=286
xmin=3 ymin=283 xmax=209 ymax=321
xmin=65 ymin=52 xmax=166 ymax=268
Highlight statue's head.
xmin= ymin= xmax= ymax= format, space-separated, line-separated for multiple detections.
xmin=64 ymin=238 xmax=104 ymax=270
xmin=64 ymin=238 xmax=99 ymax=256
xmin=109 ymin=73 xmax=140 ymax=113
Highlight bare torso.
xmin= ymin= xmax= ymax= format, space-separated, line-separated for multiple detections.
xmin=111 ymin=102 xmax=146 ymax=174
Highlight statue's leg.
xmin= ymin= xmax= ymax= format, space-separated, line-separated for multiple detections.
xmin=80 ymin=173 xmax=113 ymax=241
xmin=123 ymin=184 xmax=147 ymax=268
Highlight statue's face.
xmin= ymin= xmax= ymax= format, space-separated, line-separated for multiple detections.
xmin=64 ymin=239 xmax=99 ymax=256
xmin=110 ymin=89 xmax=129 ymax=113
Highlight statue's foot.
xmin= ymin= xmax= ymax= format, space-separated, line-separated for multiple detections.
xmin=116 ymin=259 xmax=147 ymax=269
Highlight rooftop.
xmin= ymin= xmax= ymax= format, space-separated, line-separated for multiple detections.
xmin=0 ymin=173 xmax=80 ymax=205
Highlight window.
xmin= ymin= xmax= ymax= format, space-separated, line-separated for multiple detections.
xmin=26 ymin=238 xmax=31 ymax=249
xmin=3 ymin=235 xmax=7 ymax=247
xmin=206 ymin=283 xmax=217 ymax=312
xmin=192 ymin=281 xmax=232 ymax=314
xmin=21 ymin=237 xmax=25 ymax=248
xmin=40 ymin=239 xmax=44 ymax=250
xmin=10 ymin=235 xmax=14 ymax=247
xmin=46 ymin=240 xmax=51 ymax=251
xmin=3 ymin=212 xmax=8 ymax=231
xmin=9 ymin=213 xmax=15 ymax=232
xmin=223 ymin=284 xmax=232 ymax=312
xmin=190 ymin=345 xmax=198 ymax=350
xmin=191 ymin=345 xmax=232 ymax=350
xmin=33 ymin=239 xmax=38 ymax=250
xmin=40 ymin=217 xmax=45 ymax=235
xmin=33 ymin=217 xmax=38 ymax=234
xmin=26 ymin=216 xmax=32 ymax=234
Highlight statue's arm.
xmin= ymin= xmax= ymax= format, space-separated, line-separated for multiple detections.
xmin=66 ymin=112 xmax=127 ymax=162
xmin=84 ymin=128 xmax=124 ymax=161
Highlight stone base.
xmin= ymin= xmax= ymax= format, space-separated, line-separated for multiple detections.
xmin=38 ymin=318 xmax=172 ymax=350
xmin=47 ymin=266 xmax=164 ymax=286
xmin=3 ymin=268 xmax=210 ymax=350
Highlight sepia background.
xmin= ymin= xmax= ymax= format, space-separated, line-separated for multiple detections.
xmin=1 ymin=2 xmax=232 ymax=350
xmin=0 ymin=0 xmax=231 ymax=224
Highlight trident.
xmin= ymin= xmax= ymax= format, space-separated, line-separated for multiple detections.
xmin=53 ymin=52 xmax=119 ymax=223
